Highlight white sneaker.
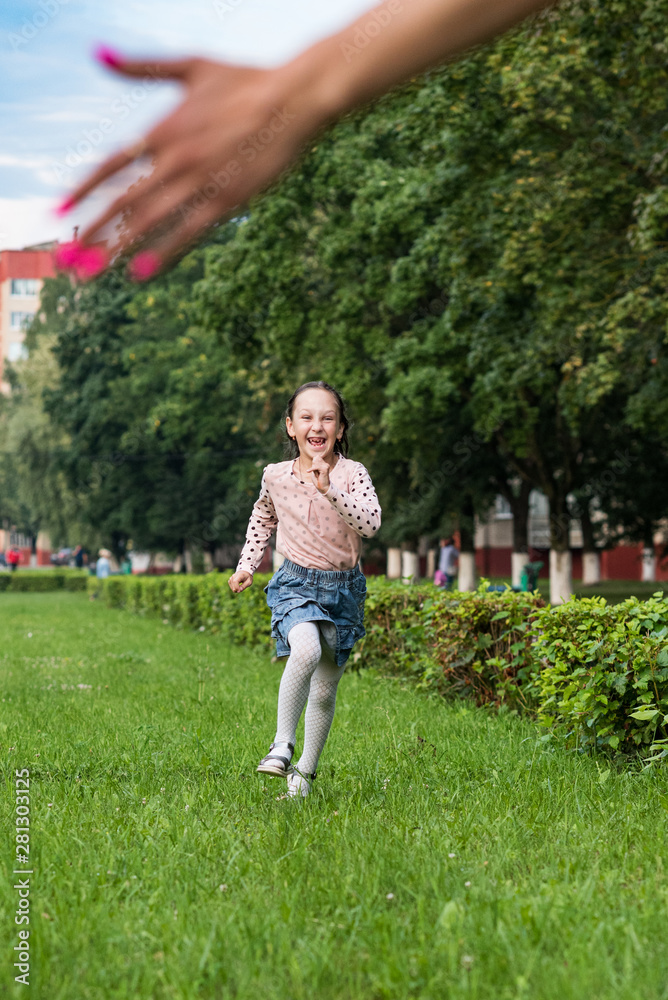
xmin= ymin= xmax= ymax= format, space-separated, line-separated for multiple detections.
xmin=286 ymin=767 xmax=315 ymax=798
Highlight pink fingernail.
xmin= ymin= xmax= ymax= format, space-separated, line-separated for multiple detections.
xmin=54 ymin=196 xmax=75 ymax=218
xmin=75 ymin=246 xmax=109 ymax=280
xmin=93 ymin=44 xmax=124 ymax=69
xmin=54 ymin=241 xmax=81 ymax=269
xmin=128 ymin=251 xmax=161 ymax=282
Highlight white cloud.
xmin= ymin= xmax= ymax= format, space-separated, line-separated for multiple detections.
xmin=0 ymin=153 xmax=53 ymax=170
xmin=0 ymin=196 xmax=72 ymax=251
xmin=33 ymin=109 xmax=108 ymax=123
xmin=1 ymin=0 xmax=382 ymax=236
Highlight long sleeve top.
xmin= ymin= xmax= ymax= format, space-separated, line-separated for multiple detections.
xmin=438 ymin=544 xmax=458 ymax=575
xmin=236 ymin=455 xmax=382 ymax=574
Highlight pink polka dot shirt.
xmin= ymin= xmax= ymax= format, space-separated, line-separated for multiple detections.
xmin=236 ymin=455 xmax=382 ymax=574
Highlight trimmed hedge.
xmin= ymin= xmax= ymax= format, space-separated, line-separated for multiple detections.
xmin=88 ymin=572 xmax=273 ymax=647
xmin=87 ymin=573 xmax=668 ymax=756
xmin=361 ymin=579 xmax=546 ymax=710
xmin=0 ymin=570 xmax=88 ymax=592
xmin=531 ymin=594 xmax=668 ymax=752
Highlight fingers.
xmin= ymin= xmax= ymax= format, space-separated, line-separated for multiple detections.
xmin=94 ymin=45 xmax=196 ymax=81
xmin=127 ymin=190 xmax=238 ymax=277
xmin=59 ymin=146 xmax=154 ymax=222
xmin=228 ymin=572 xmax=252 ymax=593
xmin=59 ymin=53 xmax=199 ymax=218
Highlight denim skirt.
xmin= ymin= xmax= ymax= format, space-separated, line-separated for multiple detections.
xmin=264 ymin=558 xmax=367 ymax=667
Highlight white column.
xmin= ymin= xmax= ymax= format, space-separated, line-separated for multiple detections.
xmin=458 ymin=553 xmax=476 ymax=592
xmin=511 ymin=552 xmax=526 ymax=588
xmin=426 ymin=549 xmax=436 ymax=579
xmin=387 ymin=548 xmax=401 ymax=579
xmin=641 ymin=547 xmax=656 ymax=582
xmin=273 ymin=549 xmax=285 ymax=572
xmin=582 ymin=551 xmax=601 ymax=585
xmin=401 ymin=551 xmax=419 ymax=584
xmin=549 ymin=549 xmax=573 ymax=605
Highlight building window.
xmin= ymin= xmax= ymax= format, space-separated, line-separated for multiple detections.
xmin=7 ymin=342 xmax=28 ymax=363
xmin=10 ymin=279 xmax=39 ymax=296
xmin=10 ymin=311 xmax=34 ymax=331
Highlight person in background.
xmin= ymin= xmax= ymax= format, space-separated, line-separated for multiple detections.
xmin=438 ymin=537 xmax=459 ymax=590
xmin=7 ymin=547 xmax=21 ymax=573
xmin=96 ymin=549 xmax=112 ymax=579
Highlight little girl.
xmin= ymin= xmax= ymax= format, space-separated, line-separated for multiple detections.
xmin=228 ymin=381 xmax=381 ymax=798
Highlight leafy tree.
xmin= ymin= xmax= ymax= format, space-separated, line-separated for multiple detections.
xmin=194 ymin=0 xmax=668 ymax=598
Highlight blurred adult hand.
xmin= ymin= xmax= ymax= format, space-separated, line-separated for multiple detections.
xmin=58 ymin=0 xmax=552 ymax=278
xmin=64 ymin=54 xmax=329 ymax=275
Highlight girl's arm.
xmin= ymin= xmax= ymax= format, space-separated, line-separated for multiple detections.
xmin=321 ymin=464 xmax=381 ymax=539
xmin=234 ymin=472 xmax=279 ymax=577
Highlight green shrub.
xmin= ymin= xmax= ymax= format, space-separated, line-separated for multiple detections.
xmin=358 ymin=579 xmax=545 ymax=709
xmin=93 ymin=572 xmax=273 ymax=646
xmin=0 ymin=571 xmax=87 ymax=593
xmin=355 ymin=577 xmax=440 ymax=677
xmin=87 ymin=572 xmax=668 ymax=758
xmin=530 ymin=592 xmax=668 ymax=751
xmin=423 ymin=587 xmax=546 ymax=708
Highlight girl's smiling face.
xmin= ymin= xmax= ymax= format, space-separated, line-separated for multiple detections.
xmin=286 ymin=388 xmax=343 ymax=467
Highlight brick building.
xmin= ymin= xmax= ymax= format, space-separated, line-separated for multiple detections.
xmin=0 ymin=242 xmax=57 ymax=393
xmin=0 ymin=242 xmax=58 ymax=564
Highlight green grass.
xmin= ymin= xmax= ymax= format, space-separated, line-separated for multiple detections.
xmin=2 ymin=593 xmax=668 ymax=1000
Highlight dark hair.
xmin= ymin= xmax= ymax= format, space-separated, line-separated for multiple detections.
xmin=284 ymin=381 xmax=350 ymax=458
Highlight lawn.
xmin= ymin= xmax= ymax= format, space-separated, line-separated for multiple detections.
xmin=1 ymin=592 xmax=668 ymax=1000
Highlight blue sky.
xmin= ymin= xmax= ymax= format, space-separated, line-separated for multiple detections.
xmin=0 ymin=0 xmax=376 ymax=250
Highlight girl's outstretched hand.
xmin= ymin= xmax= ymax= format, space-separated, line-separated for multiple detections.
xmin=228 ymin=570 xmax=253 ymax=594
xmin=59 ymin=51 xmax=329 ymax=277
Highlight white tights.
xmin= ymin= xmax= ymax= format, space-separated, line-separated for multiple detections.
xmin=274 ymin=621 xmax=345 ymax=776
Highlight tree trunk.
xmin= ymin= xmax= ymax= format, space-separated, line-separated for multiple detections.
xmin=579 ymin=500 xmax=600 ymax=585
xmin=273 ymin=549 xmax=285 ymax=572
xmin=549 ymin=495 xmax=572 ymax=604
xmin=550 ymin=550 xmax=573 ymax=604
xmin=457 ymin=496 xmax=476 ymax=592
xmin=386 ymin=548 xmax=401 ymax=579
xmin=641 ymin=524 xmax=656 ymax=582
xmin=642 ymin=548 xmax=656 ymax=582
xmin=509 ymin=480 xmax=531 ymax=587
xmin=426 ymin=548 xmax=436 ymax=579
xmin=458 ymin=553 xmax=477 ymax=591
xmin=582 ymin=552 xmax=601 ymax=585
xmin=401 ymin=550 xmax=420 ymax=584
